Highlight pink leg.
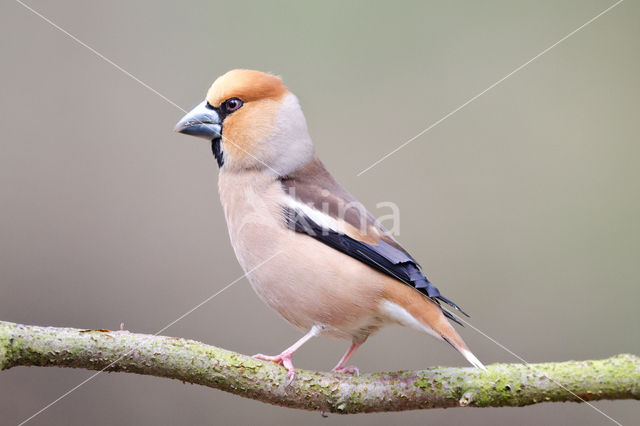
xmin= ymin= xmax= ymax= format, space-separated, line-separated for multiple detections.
xmin=253 ymin=325 xmax=322 ymax=384
xmin=332 ymin=341 xmax=363 ymax=376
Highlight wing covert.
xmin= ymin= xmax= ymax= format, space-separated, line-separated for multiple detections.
xmin=281 ymin=205 xmax=468 ymax=325
xmin=279 ymin=157 xmax=469 ymax=324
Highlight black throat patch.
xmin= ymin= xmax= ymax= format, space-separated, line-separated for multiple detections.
xmin=212 ymin=138 xmax=223 ymax=167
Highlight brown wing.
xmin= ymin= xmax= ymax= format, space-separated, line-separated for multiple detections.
xmin=279 ymin=157 xmax=468 ymax=322
xmin=280 ymin=157 xmax=412 ymax=255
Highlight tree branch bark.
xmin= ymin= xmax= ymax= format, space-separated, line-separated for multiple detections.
xmin=1 ymin=321 xmax=638 ymax=413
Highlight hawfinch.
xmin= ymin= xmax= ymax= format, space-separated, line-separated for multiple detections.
xmin=175 ymin=69 xmax=485 ymax=380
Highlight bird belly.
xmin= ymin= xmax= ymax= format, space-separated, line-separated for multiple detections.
xmin=219 ymin=172 xmax=388 ymax=341
xmin=230 ymin=215 xmax=387 ymax=341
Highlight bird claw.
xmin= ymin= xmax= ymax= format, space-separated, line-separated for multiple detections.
xmin=285 ymin=369 xmax=296 ymax=385
xmin=253 ymin=352 xmax=297 ymax=384
xmin=252 ymin=353 xmax=283 ymax=365
xmin=333 ymin=365 xmax=360 ymax=376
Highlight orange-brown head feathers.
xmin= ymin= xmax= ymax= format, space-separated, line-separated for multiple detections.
xmin=206 ymin=69 xmax=288 ymax=107
xmin=176 ymin=69 xmax=314 ymax=175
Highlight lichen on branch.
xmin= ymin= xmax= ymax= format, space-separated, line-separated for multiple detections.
xmin=1 ymin=321 xmax=638 ymax=413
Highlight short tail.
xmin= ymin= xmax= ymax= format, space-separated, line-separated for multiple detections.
xmin=382 ymin=283 xmax=487 ymax=371
xmin=441 ymin=335 xmax=487 ymax=371
xmin=433 ymin=311 xmax=487 ymax=371
xmin=435 ymin=304 xmax=487 ymax=371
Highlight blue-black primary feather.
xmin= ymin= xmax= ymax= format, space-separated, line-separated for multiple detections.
xmin=282 ymin=207 xmax=469 ymax=326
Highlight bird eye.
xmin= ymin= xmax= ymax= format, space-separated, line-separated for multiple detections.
xmin=222 ymin=97 xmax=243 ymax=114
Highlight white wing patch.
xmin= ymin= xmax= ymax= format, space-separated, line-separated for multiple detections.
xmin=283 ymin=196 xmax=340 ymax=233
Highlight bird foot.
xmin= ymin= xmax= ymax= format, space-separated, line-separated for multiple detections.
xmin=253 ymin=352 xmax=296 ymax=384
xmin=333 ymin=365 xmax=360 ymax=376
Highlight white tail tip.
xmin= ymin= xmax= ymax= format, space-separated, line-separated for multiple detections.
xmin=462 ymin=349 xmax=487 ymax=372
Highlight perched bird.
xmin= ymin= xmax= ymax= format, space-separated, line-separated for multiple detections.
xmin=175 ymin=69 xmax=485 ymax=380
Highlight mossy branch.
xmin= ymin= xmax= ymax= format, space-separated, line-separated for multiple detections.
xmin=1 ymin=321 xmax=638 ymax=413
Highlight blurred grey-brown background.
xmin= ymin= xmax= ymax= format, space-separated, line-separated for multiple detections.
xmin=1 ymin=0 xmax=638 ymax=424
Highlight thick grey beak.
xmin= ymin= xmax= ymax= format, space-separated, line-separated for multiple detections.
xmin=174 ymin=101 xmax=221 ymax=140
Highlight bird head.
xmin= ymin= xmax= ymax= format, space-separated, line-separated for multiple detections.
xmin=175 ymin=69 xmax=314 ymax=175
